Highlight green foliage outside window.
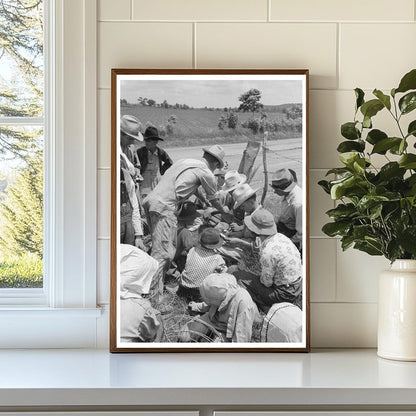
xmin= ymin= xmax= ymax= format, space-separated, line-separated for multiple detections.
xmin=0 ymin=0 xmax=44 ymax=288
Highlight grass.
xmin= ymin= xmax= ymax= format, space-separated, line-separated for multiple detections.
xmin=121 ymin=105 xmax=300 ymax=148
xmin=0 ymin=252 xmax=43 ymax=288
xmin=151 ymin=289 xmax=264 ymax=343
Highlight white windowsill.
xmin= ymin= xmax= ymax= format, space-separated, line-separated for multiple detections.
xmin=0 ymin=307 xmax=103 ymax=349
xmin=0 ymin=307 xmax=102 ymax=316
xmin=0 ymin=349 xmax=415 ymax=410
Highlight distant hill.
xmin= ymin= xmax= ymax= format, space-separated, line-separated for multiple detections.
xmin=120 ymin=104 xmax=302 ymax=147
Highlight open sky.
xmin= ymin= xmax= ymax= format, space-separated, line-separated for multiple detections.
xmin=120 ymin=79 xmax=303 ymax=108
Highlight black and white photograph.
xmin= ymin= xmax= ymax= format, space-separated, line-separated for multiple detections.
xmin=110 ymin=69 xmax=309 ymax=352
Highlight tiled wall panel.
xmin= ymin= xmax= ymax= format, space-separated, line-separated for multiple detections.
xmin=310 ymin=239 xmax=337 ymax=302
xmin=271 ymin=0 xmax=415 ymax=22
xmin=132 ymin=0 xmax=268 ymax=21
xmin=96 ymin=1 xmax=416 ymax=347
xmin=340 ymin=24 xmax=416 ymax=90
xmin=196 ymin=23 xmax=338 ymax=89
xmin=311 ymin=303 xmax=378 ymax=347
xmin=98 ymin=22 xmax=193 ymax=88
xmin=99 ymin=0 xmax=131 ymax=21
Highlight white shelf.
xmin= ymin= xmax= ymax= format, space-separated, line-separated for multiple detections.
xmin=0 ymin=348 xmax=415 ymax=409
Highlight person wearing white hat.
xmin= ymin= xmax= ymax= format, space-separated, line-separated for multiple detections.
xmin=228 ymin=183 xmax=261 ymax=237
xmin=215 ymin=170 xmax=247 ymax=209
xmin=142 ymin=145 xmax=233 ymax=296
xmin=120 ymin=115 xmax=145 ymax=249
xmin=119 ymin=244 xmax=162 ymax=343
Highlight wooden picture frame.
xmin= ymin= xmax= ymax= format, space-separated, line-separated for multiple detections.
xmin=110 ymin=69 xmax=310 ymax=352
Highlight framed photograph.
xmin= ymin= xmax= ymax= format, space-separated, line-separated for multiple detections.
xmin=110 ymin=69 xmax=309 ymax=352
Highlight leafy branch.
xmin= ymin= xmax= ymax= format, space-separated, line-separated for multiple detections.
xmin=319 ymin=69 xmax=416 ymax=262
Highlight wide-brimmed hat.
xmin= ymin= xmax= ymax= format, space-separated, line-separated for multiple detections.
xmin=199 ymin=227 xmax=223 ymax=250
xmin=202 ymin=145 xmax=225 ymax=169
xmin=177 ymin=201 xmax=202 ymax=223
xmin=143 ymin=126 xmax=164 ymax=142
xmin=233 ymin=183 xmax=260 ymax=210
xmin=222 ymin=170 xmax=247 ymax=192
xmin=244 ymin=208 xmax=277 ymax=236
xmin=120 ymin=115 xmax=143 ymax=141
xmin=270 ymin=168 xmax=296 ymax=192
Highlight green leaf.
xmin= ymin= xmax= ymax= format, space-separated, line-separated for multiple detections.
xmin=341 ymin=122 xmax=360 ymax=140
xmin=389 ymin=139 xmax=408 ymax=155
xmin=395 ymin=69 xmax=416 ymax=94
xmin=337 ymin=140 xmax=365 ymax=153
xmin=318 ymin=180 xmax=331 ymax=194
xmin=366 ymin=129 xmax=387 ymax=145
xmin=357 ymin=195 xmax=389 ymax=212
xmin=398 ymin=227 xmax=416 ymax=255
xmin=330 ymin=175 xmax=367 ymax=200
xmin=369 ymin=203 xmax=383 ymax=220
xmin=352 ymin=224 xmax=374 ymax=239
xmin=355 ymin=88 xmax=365 ymax=110
xmin=354 ymin=241 xmax=383 ymax=256
xmin=326 ymin=203 xmax=357 ymax=220
xmin=325 ymin=167 xmax=351 ymax=176
xmin=378 ymin=162 xmax=406 ymax=181
xmin=339 ymin=152 xmax=360 ymax=167
xmin=371 ymin=137 xmax=402 ymax=154
xmin=399 ymin=154 xmax=416 ymax=169
xmin=341 ymin=235 xmax=355 ymax=251
xmin=363 ymin=115 xmax=372 ymax=129
xmin=360 ymin=99 xmax=384 ymax=119
xmin=322 ymin=221 xmax=351 ymax=237
xmin=373 ymin=89 xmax=391 ymax=110
xmin=399 ymin=92 xmax=416 ymax=115
xmin=407 ymin=120 xmax=416 ymax=138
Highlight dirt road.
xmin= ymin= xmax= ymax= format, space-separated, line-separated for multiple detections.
xmin=165 ymin=137 xmax=303 ymax=189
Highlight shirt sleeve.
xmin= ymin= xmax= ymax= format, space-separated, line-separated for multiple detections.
xmin=138 ymin=307 xmax=162 ymax=342
xmin=198 ymin=169 xmax=217 ymax=201
xmin=214 ymin=255 xmax=227 ymax=273
xmin=292 ymin=203 xmax=303 ymax=249
xmin=259 ymin=251 xmax=275 ymax=287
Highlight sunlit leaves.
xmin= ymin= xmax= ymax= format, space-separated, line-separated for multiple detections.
xmin=321 ymin=68 xmax=416 ymax=262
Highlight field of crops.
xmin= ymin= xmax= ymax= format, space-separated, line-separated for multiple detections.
xmin=120 ymin=105 xmax=298 ymax=147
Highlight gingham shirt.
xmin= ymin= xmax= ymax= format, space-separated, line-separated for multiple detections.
xmin=180 ymin=246 xmax=226 ymax=289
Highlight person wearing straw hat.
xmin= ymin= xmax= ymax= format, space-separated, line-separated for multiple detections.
xmin=120 ymin=115 xmax=145 ymax=248
xmin=143 ymin=145 xmax=233 ymax=296
xmin=136 ymin=126 xmax=173 ymax=199
xmin=235 ymin=208 xmax=302 ymax=312
xmin=270 ymin=168 xmax=303 ymax=251
xmin=177 ymin=227 xmax=227 ymax=302
xmin=215 ymin=170 xmax=246 ymax=209
xmin=228 ymin=183 xmax=261 ymax=237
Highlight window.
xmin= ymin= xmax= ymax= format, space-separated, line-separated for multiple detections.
xmin=0 ymin=0 xmax=100 ymax=348
xmin=0 ymin=0 xmax=45 ymax=295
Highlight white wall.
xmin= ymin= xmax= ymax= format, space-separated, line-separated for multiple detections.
xmin=95 ymin=0 xmax=416 ymax=348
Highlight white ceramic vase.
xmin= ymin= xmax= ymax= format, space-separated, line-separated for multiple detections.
xmin=378 ymin=259 xmax=416 ymax=361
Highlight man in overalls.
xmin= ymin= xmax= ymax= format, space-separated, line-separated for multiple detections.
xmin=143 ymin=145 xmax=232 ymax=295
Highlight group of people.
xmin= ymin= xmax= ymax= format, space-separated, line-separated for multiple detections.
xmin=119 ymin=114 xmax=303 ymax=344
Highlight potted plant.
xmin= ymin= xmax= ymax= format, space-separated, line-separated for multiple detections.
xmin=319 ymin=68 xmax=416 ymax=361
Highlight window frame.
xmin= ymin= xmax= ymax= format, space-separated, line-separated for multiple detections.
xmin=0 ymin=0 xmax=100 ymax=348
